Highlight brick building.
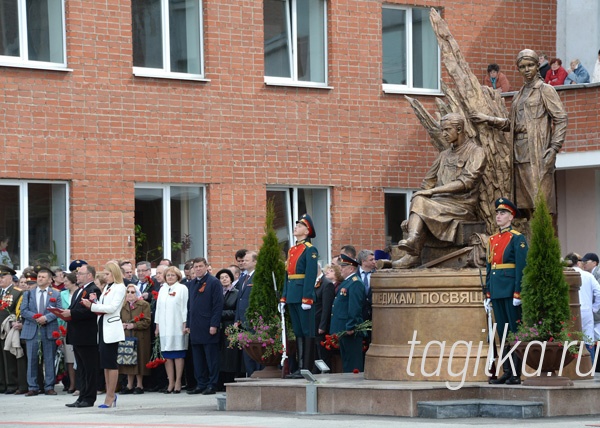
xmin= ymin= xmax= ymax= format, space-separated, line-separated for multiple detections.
xmin=0 ymin=0 xmax=597 ymax=270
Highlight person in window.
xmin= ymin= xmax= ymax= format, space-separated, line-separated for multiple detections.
xmin=0 ymin=237 xmax=13 ymax=269
xmin=544 ymin=58 xmax=568 ymax=86
xmin=119 ymin=284 xmax=151 ymax=395
xmin=155 ymin=266 xmax=188 ymax=393
xmin=484 ymin=63 xmax=510 ymax=92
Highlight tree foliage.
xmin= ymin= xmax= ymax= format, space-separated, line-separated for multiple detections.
xmin=521 ymin=192 xmax=570 ymax=336
xmin=247 ymin=198 xmax=287 ymax=322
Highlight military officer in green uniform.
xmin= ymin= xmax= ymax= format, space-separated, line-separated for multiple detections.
xmin=280 ymin=214 xmax=318 ymax=378
xmin=0 ymin=264 xmax=24 ymax=394
xmin=331 ymin=254 xmax=366 ymax=373
xmin=486 ymin=198 xmax=528 ymax=385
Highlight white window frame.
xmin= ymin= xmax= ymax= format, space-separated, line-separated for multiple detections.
xmin=0 ymin=180 xmax=70 ymax=271
xmin=267 ymin=185 xmax=331 ymax=265
xmin=0 ymin=0 xmax=69 ymax=71
xmin=381 ymin=5 xmax=441 ymax=96
xmin=264 ymin=0 xmax=331 ymax=89
xmin=132 ymin=0 xmax=208 ymax=82
xmin=134 ymin=183 xmax=207 ymax=263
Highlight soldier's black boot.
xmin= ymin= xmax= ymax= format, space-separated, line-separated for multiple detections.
xmin=303 ymin=337 xmax=316 ymax=374
xmin=285 ymin=338 xmax=304 ymax=379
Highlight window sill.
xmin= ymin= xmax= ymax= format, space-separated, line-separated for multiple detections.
xmin=0 ymin=61 xmax=71 ymax=72
xmin=133 ymin=68 xmax=210 ymax=82
xmin=382 ymin=84 xmax=442 ymax=96
xmin=264 ymin=78 xmax=333 ymax=90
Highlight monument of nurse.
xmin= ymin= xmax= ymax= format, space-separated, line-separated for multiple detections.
xmin=364 ymin=9 xmax=570 ymax=383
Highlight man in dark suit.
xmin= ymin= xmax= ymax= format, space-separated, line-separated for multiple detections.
xmin=0 ymin=264 xmax=23 ymax=394
xmin=186 ymin=257 xmax=223 ymax=395
xmin=61 ymin=264 xmax=101 ymax=407
xmin=233 ymin=251 xmax=260 ymax=376
xmin=314 ymin=264 xmax=335 ymax=370
xmin=486 ymin=198 xmax=528 ymax=385
xmin=330 ymin=254 xmax=366 ymax=373
xmin=20 ymin=266 xmax=62 ymax=396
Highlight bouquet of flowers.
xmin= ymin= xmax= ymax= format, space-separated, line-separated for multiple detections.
xmin=320 ymin=320 xmax=372 ymax=350
xmin=146 ymin=336 xmax=166 ymax=369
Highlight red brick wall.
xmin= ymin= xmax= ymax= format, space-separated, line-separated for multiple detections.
xmin=0 ymin=0 xmax=580 ymax=269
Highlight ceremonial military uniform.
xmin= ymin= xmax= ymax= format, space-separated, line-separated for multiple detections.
xmin=486 ymin=198 xmax=528 ymax=383
xmin=281 ymin=214 xmax=318 ymax=377
xmin=0 ymin=265 xmax=24 ymax=394
xmin=330 ymin=255 xmax=366 ymax=373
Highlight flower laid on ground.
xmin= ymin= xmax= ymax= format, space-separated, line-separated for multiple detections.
xmin=146 ymin=336 xmax=166 ymax=369
xmin=320 ymin=320 xmax=373 ymax=350
xmin=225 ymin=313 xmax=284 ymax=360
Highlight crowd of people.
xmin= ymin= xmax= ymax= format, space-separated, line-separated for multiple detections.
xmin=483 ymin=49 xmax=600 ymax=93
xmin=0 ymin=243 xmax=380 ymax=407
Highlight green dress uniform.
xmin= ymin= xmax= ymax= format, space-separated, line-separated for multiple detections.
xmin=281 ymin=239 xmax=318 ymax=337
xmin=330 ymin=272 xmax=366 ymax=373
xmin=486 ymin=224 xmax=528 ymax=379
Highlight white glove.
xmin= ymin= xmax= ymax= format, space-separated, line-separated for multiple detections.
xmin=301 ymin=303 xmax=311 ymax=310
xmin=278 ymin=302 xmax=285 ymax=312
xmin=483 ymin=298 xmax=491 ymax=313
xmin=513 ymin=298 xmax=522 ymax=306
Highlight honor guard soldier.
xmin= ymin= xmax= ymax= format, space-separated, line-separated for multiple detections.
xmin=487 ymin=198 xmax=528 ymax=385
xmin=331 ymin=254 xmax=366 ymax=372
xmin=280 ymin=214 xmax=318 ymax=379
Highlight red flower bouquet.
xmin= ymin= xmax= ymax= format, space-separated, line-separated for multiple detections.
xmin=145 ymin=336 xmax=166 ymax=369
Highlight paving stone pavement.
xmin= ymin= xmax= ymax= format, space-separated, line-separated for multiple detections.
xmin=1 ymin=388 xmax=599 ymax=428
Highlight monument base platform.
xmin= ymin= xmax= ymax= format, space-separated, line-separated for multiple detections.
xmin=225 ymin=373 xmax=600 ymax=418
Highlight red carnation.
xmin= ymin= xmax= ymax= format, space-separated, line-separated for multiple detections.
xmin=59 ymin=325 xmax=67 ymax=335
xmin=353 ymin=369 xmax=359 ymax=374
xmin=49 ymin=297 xmax=57 ymax=303
xmin=52 ymin=331 xmax=60 ymax=338
xmin=139 ymin=312 xmax=145 ymax=319
xmin=151 ymin=290 xmax=159 ymax=299
xmin=56 ymin=339 xmax=63 ymax=346
xmin=134 ymin=316 xmax=140 ymax=322
xmin=33 ymin=314 xmax=42 ymax=319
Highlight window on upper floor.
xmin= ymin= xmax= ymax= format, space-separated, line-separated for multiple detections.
xmin=382 ymin=5 xmax=440 ymax=94
xmin=267 ymin=187 xmax=330 ymax=263
xmin=264 ymin=0 xmax=328 ymax=88
xmin=132 ymin=0 xmax=205 ymax=80
xmin=0 ymin=181 xmax=69 ymax=270
xmin=0 ymin=0 xmax=67 ymax=70
xmin=134 ymin=185 xmax=205 ymax=268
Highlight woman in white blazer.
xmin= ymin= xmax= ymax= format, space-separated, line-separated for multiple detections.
xmin=82 ymin=262 xmax=126 ymax=408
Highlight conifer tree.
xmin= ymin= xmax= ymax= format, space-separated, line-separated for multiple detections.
xmin=521 ymin=192 xmax=570 ymax=337
xmin=247 ymin=199 xmax=286 ymax=323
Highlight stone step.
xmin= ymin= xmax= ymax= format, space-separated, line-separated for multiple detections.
xmin=417 ymin=399 xmax=544 ymax=419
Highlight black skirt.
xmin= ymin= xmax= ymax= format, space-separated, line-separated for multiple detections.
xmin=98 ymin=316 xmax=119 ymax=370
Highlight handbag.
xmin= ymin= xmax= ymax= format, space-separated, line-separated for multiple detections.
xmin=117 ymin=336 xmax=138 ymax=365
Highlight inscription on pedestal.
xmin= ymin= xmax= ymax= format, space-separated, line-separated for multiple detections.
xmin=373 ymin=291 xmax=481 ymax=306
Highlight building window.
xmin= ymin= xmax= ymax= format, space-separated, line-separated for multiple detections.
xmin=132 ymin=0 xmax=204 ymax=79
xmin=0 ymin=181 xmax=69 ymax=270
xmin=0 ymin=0 xmax=66 ymax=68
xmin=382 ymin=5 xmax=439 ymax=94
xmin=384 ymin=190 xmax=412 ymax=245
xmin=134 ymin=185 xmax=205 ymax=268
xmin=264 ymin=0 xmax=327 ymax=86
xmin=267 ymin=187 xmax=330 ymax=263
